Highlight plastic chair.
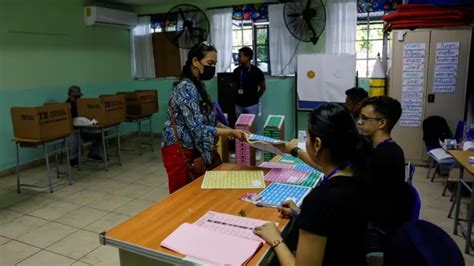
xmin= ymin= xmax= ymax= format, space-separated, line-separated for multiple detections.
xmin=423 ymin=116 xmax=452 ymax=180
xmin=454 ymin=121 xmax=465 ymax=143
xmin=406 ymin=182 xmax=421 ymax=221
xmin=406 ymin=161 xmax=415 ymax=185
xmin=366 ymin=180 xmax=421 ymax=266
xmin=384 ymin=220 xmax=465 ymax=266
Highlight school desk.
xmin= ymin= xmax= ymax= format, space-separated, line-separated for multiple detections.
xmin=450 ymin=150 xmax=474 ymax=253
xmin=122 ymin=115 xmax=154 ymax=156
xmin=100 ymin=163 xmax=290 ymax=266
xmin=14 ymin=134 xmax=73 ymax=193
xmin=78 ymin=123 xmax=122 ymax=171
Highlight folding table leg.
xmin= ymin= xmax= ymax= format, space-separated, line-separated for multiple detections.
xmin=454 ymin=167 xmax=464 ymax=235
xmin=117 ymin=125 xmax=122 ymax=166
xmin=138 ymin=120 xmax=142 ymax=156
xmin=102 ymin=128 xmax=109 ymax=171
xmin=430 ymin=163 xmax=438 ymax=182
xmin=65 ymin=137 xmax=72 ymax=185
xmin=16 ymin=142 xmax=21 ymax=193
xmin=44 ymin=144 xmax=53 ymax=193
xmin=465 ymin=182 xmax=474 ymax=253
xmin=149 ymin=117 xmax=154 ymax=152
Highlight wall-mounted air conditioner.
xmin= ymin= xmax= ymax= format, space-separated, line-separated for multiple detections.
xmin=84 ymin=6 xmax=138 ymax=29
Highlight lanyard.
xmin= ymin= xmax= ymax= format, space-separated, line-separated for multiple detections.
xmin=376 ymin=138 xmax=393 ymax=148
xmin=318 ymin=160 xmax=351 ymax=186
xmin=240 ymin=65 xmax=251 ymax=90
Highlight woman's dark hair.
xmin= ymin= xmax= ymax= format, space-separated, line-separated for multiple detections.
xmin=176 ymin=41 xmax=216 ymax=112
xmin=308 ymin=103 xmax=370 ymax=175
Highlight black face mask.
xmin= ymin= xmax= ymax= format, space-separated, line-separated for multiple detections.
xmin=199 ymin=63 xmax=216 ymax=81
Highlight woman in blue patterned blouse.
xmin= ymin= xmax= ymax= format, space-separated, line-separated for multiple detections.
xmin=161 ymin=42 xmax=248 ymax=193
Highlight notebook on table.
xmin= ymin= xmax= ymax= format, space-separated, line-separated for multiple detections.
xmin=161 ymin=211 xmax=274 ymax=265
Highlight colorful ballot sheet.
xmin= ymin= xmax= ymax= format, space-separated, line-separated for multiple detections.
xmin=245 ymin=134 xmax=285 ymax=156
xmin=264 ymin=168 xmax=309 ymax=184
xmin=299 ymin=173 xmax=321 ymax=188
xmin=292 ymin=164 xmax=321 ymax=175
xmin=259 ymin=162 xmax=294 ymax=169
xmin=258 ymin=182 xmax=311 ymax=207
xmin=278 ymin=154 xmax=305 ymax=164
xmin=201 ymin=171 xmax=265 ymax=189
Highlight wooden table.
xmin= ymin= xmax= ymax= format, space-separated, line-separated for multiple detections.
xmin=100 ymin=163 xmax=290 ymax=266
xmin=450 ymin=150 xmax=474 ymax=253
xmin=14 ymin=135 xmax=73 ymax=193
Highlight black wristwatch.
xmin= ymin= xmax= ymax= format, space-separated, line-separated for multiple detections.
xmin=290 ymin=147 xmax=300 ymax=157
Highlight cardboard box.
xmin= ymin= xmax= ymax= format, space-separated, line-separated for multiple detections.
xmin=11 ymin=103 xmax=73 ymax=141
xmin=77 ymin=95 xmax=126 ymax=125
xmin=117 ymin=90 xmax=158 ymax=117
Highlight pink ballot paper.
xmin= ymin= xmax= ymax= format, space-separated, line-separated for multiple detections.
xmin=259 ymin=162 xmax=294 ymax=169
xmin=264 ymin=168 xmax=309 ymax=184
xmin=161 ymin=223 xmax=263 ymax=265
xmin=194 ymin=211 xmax=271 ymax=243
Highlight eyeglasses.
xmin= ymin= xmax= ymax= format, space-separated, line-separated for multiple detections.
xmin=358 ymin=115 xmax=384 ymax=122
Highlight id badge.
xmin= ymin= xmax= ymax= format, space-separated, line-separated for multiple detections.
xmin=238 ymin=89 xmax=244 ymax=95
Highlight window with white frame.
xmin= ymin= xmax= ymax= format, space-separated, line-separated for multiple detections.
xmin=356 ymin=11 xmax=391 ymax=78
xmin=230 ymin=4 xmax=270 ymax=73
xmin=231 ymin=20 xmax=270 ymax=73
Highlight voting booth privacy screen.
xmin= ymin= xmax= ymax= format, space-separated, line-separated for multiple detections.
xmin=297 ymin=54 xmax=356 ymax=104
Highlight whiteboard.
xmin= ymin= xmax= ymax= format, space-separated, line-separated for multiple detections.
xmin=297 ymin=54 xmax=356 ymax=103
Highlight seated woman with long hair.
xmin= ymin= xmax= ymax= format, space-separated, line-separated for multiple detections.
xmin=254 ymin=103 xmax=369 ymax=266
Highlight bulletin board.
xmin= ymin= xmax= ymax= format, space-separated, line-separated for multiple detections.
xmin=294 ymin=54 xmax=357 ymax=135
xmin=296 ymin=54 xmax=357 ymax=105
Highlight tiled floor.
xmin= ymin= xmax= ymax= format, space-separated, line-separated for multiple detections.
xmin=0 ymin=137 xmax=473 ymax=265
xmin=0 ymin=137 xmax=169 ymax=266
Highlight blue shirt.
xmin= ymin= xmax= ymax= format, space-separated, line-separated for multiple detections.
xmin=162 ymin=79 xmax=217 ymax=164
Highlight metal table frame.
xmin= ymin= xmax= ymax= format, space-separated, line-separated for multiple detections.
xmin=79 ymin=124 xmax=122 ymax=171
xmin=123 ymin=115 xmax=154 ymax=156
xmin=453 ymin=166 xmax=474 ymax=253
xmin=15 ymin=136 xmax=73 ymax=193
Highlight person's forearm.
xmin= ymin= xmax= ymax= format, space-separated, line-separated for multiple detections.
xmin=216 ymin=128 xmax=232 ymax=137
xmin=274 ymin=243 xmax=295 ymax=266
xmin=258 ymin=87 xmax=266 ymax=98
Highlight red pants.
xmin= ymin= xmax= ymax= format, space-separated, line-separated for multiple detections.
xmin=161 ymin=144 xmax=196 ymax=193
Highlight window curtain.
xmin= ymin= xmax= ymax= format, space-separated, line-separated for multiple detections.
xmin=207 ymin=8 xmax=233 ymax=73
xmin=269 ymin=4 xmax=299 ymax=76
xmin=325 ymin=0 xmax=357 ymax=54
xmin=131 ymin=16 xmax=156 ymax=79
xmin=179 ymin=48 xmax=189 ymax=70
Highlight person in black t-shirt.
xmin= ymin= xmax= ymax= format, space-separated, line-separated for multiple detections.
xmin=66 ymin=86 xmax=103 ymax=167
xmin=254 ymin=103 xmax=369 ymax=266
xmin=345 ymin=87 xmax=368 ymax=121
xmin=233 ymin=46 xmax=266 ymax=132
xmin=357 ymin=96 xmax=409 ymax=250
